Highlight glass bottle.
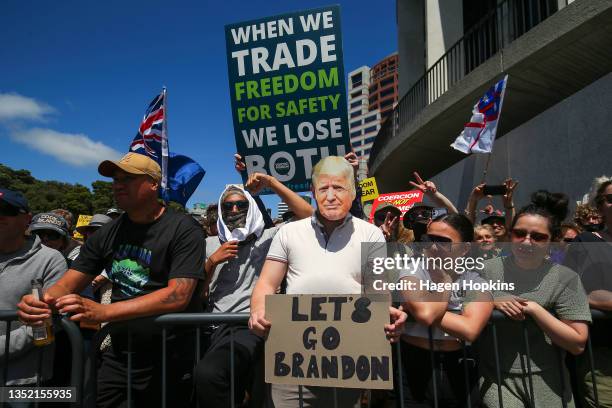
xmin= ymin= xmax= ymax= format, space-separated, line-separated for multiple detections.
xmin=30 ymin=279 xmax=54 ymax=346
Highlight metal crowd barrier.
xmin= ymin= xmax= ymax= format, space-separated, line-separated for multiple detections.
xmin=0 ymin=310 xmax=84 ymax=406
xmin=1 ymin=309 xmax=610 ymax=407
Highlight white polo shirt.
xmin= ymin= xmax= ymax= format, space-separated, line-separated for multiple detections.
xmin=266 ymin=212 xmax=385 ymax=294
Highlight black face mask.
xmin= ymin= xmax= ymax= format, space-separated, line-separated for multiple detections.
xmin=412 ymin=222 xmax=428 ymax=242
xmin=583 ymin=223 xmax=604 ymax=232
xmin=223 ymin=207 xmax=248 ymax=231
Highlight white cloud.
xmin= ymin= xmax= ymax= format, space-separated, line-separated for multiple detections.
xmin=11 ymin=128 xmax=123 ymax=167
xmin=0 ymin=92 xmax=56 ymax=122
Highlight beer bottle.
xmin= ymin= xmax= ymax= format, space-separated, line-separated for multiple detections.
xmin=30 ymin=279 xmax=54 ymax=346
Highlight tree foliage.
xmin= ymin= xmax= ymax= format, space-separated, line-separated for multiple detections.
xmin=0 ymin=163 xmax=115 ymax=216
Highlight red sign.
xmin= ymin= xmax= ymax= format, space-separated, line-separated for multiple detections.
xmin=368 ymin=190 xmax=424 ymax=222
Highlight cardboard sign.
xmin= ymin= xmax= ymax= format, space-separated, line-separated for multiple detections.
xmin=359 ymin=177 xmax=379 ymax=202
xmin=265 ymin=294 xmax=393 ymax=389
xmin=73 ymin=214 xmax=93 ymax=240
xmin=368 ymin=190 xmax=424 ymax=222
xmin=225 ymin=6 xmax=351 ymax=193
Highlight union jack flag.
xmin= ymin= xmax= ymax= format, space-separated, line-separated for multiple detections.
xmin=451 ymin=75 xmax=508 ymax=154
xmin=130 ymin=89 xmax=169 ymax=199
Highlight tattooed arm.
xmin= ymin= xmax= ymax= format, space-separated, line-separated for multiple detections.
xmin=40 ymin=278 xmax=199 ymax=325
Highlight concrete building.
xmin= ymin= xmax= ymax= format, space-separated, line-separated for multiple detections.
xmin=369 ymin=0 xmax=612 ymax=213
xmin=277 ymin=201 xmax=289 ymax=218
xmin=347 ymin=53 xmax=399 ymax=164
xmin=348 ymin=66 xmax=380 ymax=162
xmin=369 ymin=53 xmax=399 ymax=123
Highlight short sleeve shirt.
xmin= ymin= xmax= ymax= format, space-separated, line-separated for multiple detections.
xmin=477 ymin=256 xmax=591 ymax=374
xmin=266 ymin=213 xmax=385 ymax=294
xmin=399 ymin=266 xmax=489 ymax=341
xmin=72 ymin=209 xmax=206 ymax=312
xmin=207 ymin=227 xmax=278 ymax=313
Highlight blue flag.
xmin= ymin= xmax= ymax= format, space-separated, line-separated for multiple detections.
xmin=166 ymin=153 xmax=205 ymax=206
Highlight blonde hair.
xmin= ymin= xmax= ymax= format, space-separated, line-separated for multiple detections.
xmin=587 ymin=175 xmax=612 ymax=207
xmin=474 ymin=224 xmax=495 ymax=238
xmin=311 ymin=156 xmax=356 ymax=199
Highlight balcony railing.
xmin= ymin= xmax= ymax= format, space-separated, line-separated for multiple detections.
xmin=368 ymin=0 xmax=570 ymax=168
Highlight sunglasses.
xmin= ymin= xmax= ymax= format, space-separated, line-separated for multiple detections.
xmin=34 ymin=230 xmax=64 ymax=241
xmin=422 ymin=233 xmax=454 ymax=251
xmin=510 ymin=228 xmax=550 ymax=243
xmin=222 ymin=200 xmax=249 ymax=211
xmin=0 ymin=204 xmax=21 ymax=217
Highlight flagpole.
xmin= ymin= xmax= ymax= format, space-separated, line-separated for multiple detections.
xmin=480 ymin=74 xmax=509 ymax=184
xmin=161 ymin=86 xmax=169 ymax=203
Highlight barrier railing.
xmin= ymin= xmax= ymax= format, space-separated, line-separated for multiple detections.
xmin=0 ymin=310 xmax=84 ymax=406
xmin=1 ymin=307 xmax=609 ymax=407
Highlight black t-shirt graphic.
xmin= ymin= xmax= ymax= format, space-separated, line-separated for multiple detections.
xmin=73 ymin=209 xmax=206 ymax=313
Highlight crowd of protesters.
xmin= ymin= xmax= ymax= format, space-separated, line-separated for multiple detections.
xmin=1 ymin=150 xmax=611 ymax=408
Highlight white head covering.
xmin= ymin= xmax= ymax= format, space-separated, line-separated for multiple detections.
xmin=217 ymin=185 xmax=265 ymax=242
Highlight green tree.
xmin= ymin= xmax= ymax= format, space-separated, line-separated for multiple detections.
xmin=0 ymin=163 xmax=114 ymax=217
xmin=91 ymin=181 xmax=115 ymax=213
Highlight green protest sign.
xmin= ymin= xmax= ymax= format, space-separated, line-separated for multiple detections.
xmin=225 ymin=6 xmax=351 ymax=193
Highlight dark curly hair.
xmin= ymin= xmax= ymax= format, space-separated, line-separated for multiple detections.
xmin=511 ymin=190 xmax=568 ymax=240
xmin=594 ymin=180 xmax=612 ymax=211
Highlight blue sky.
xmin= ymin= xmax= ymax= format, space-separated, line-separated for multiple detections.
xmin=0 ymin=0 xmax=397 ymax=215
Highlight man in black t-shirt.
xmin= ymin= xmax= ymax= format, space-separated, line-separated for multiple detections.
xmin=18 ymin=152 xmax=206 ymax=407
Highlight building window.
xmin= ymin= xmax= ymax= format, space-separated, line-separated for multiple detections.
xmin=364 ymin=115 xmax=377 ymax=124
xmin=352 ymin=140 xmax=362 ymax=147
xmin=369 ymin=84 xmax=378 ymax=93
xmin=380 ymin=87 xmax=394 ymax=98
xmin=380 ymin=98 xmax=394 ymax=109
xmin=380 ymin=77 xmax=394 ymax=87
xmin=351 ymin=72 xmax=362 ymax=83
xmin=350 ymin=130 xmax=362 ymax=138
xmin=350 ymin=120 xmax=362 ymax=129
xmin=364 ymin=148 xmax=371 ymax=156
xmin=369 ymin=95 xmax=377 ymax=105
xmin=350 ymin=100 xmax=362 ymax=109
xmin=364 ymin=125 xmax=378 ymax=134
xmin=365 ymin=136 xmax=376 ymax=144
xmin=350 ymin=111 xmax=361 ymax=118
xmin=351 ymin=91 xmax=361 ymax=99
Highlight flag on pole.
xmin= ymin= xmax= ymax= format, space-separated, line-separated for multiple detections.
xmin=130 ymin=88 xmax=169 ymax=200
xmin=451 ymin=75 xmax=508 ymax=154
xmin=166 ymin=153 xmax=205 ymax=206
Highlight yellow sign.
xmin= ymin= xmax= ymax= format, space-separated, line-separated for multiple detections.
xmin=359 ymin=177 xmax=379 ymax=203
xmin=73 ymin=215 xmax=93 ymax=240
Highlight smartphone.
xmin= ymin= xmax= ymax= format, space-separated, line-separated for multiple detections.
xmin=483 ymin=184 xmax=507 ymax=196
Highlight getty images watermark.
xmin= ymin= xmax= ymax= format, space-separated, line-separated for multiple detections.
xmin=359 ymin=243 xmax=516 ymax=298
xmin=371 ymin=253 xmax=514 ymax=292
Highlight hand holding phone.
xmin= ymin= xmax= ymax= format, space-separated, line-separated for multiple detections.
xmin=482 ymin=184 xmax=507 ymax=196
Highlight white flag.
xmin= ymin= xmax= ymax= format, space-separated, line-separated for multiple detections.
xmin=451 ymin=75 xmax=508 ymax=154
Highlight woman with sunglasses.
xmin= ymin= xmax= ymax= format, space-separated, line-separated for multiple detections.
xmin=478 ymin=190 xmax=592 ymax=408
xmin=397 ymin=213 xmax=494 ymax=407
xmin=564 ymin=178 xmax=612 ymax=408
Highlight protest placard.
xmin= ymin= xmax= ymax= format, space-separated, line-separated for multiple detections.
xmin=73 ymin=214 xmax=93 ymax=240
xmin=368 ymin=190 xmax=424 ymax=222
xmin=265 ymin=294 xmax=392 ymax=389
xmin=359 ymin=177 xmax=379 ymax=202
xmin=225 ymin=6 xmax=351 ymax=193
